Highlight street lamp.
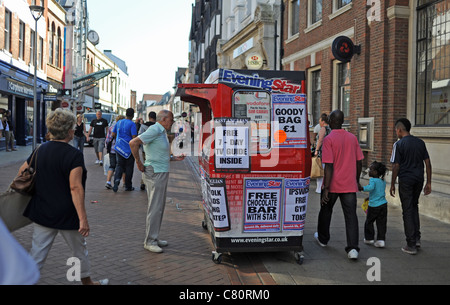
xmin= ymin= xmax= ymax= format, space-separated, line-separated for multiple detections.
xmin=29 ymin=5 xmax=44 ymax=151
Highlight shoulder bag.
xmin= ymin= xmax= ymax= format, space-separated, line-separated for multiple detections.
xmin=10 ymin=146 xmax=40 ymax=195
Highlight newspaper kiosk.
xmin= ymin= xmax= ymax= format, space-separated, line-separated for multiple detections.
xmin=176 ymin=69 xmax=311 ymax=264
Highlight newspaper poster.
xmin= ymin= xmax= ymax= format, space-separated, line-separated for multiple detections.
xmin=272 ymin=94 xmax=308 ymax=148
xmin=214 ymin=118 xmax=250 ymax=172
xmin=201 ymin=169 xmax=231 ymax=232
xmin=243 ymin=178 xmax=283 ymax=232
xmin=283 ymin=178 xmax=310 ymax=231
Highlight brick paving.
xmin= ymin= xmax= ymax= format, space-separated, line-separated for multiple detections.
xmin=1 ymin=146 xmax=274 ymax=285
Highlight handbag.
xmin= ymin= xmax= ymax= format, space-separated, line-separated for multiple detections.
xmin=311 ymin=156 xmax=324 ymax=178
xmin=10 ymin=146 xmax=39 ymax=195
xmin=0 ymin=190 xmax=32 ymax=232
xmin=114 ymin=137 xmax=131 ymax=159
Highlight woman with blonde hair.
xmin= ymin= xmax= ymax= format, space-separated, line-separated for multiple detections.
xmin=73 ymin=114 xmax=88 ymax=152
xmin=19 ymin=109 xmax=108 ymax=285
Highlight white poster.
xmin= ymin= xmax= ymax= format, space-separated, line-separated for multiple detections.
xmin=243 ymin=178 xmax=283 ymax=232
xmin=207 ymin=178 xmax=230 ymax=231
xmin=214 ymin=118 xmax=250 ymax=172
xmin=272 ymin=94 xmax=308 ymax=148
xmin=283 ymin=178 xmax=310 ymax=231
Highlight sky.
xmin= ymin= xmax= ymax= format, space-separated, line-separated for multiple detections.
xmin=87 ymin=0 xmax=195 ymax=100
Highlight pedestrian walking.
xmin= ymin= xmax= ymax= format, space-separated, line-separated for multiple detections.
xmin=138 ymin=111 xmax=157 ymax=190
xmin=390 ymin=118 xmax=432 ymax=255
xmin=111 ymin=108 xmax=137 ymax=192
xmin=87 ymin=110 xmax=108 ymax=166
xmin=314 ymin=113 xmax=331 ymax=193
xmin=2 ymin=111 xmax=16 ymax=152
xmin=104 ymin=115 xmax=124 ymax=189
xmin=73 ymin=114 xmax=88 ymax=153
xmin=129 ymin=110 xmax=185 ymax=253
xmin=360 ymin=161 xmax=388 ymax=248
xmin=314 ymin=110 xmax=364 ymax=260
xmin=19 ymin=109 xmax=108 ymax=285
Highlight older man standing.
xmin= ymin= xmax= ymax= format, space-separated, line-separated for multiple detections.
xmin=129 ymin=110 xmax=185 ymax=253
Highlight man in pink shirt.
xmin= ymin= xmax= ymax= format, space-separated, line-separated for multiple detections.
xmin=314 ymin=110 xmax=364 ymax=260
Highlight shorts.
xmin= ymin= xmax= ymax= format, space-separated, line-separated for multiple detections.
xmin=93 ymin=137 xmax=106 ymax=153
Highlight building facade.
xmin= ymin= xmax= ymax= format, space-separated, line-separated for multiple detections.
xmin=218 ymin=0 xmax=282 ymax=71
xmin=0 ymin=0 xmax=50 ymax=148
xmin=282 ymin=0 xmax=450 ymax=222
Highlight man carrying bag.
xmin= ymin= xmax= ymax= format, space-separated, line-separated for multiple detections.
xmin=112 ymin=108 xmax=137 ymax=192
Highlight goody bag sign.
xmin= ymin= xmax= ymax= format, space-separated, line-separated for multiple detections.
xmin=243 ymin=178 xmax=283 ymax=232
xmin=214 ymin=118 xmax=250 ymax=173
xmin=283 ymin=178 xmax=310 ymax=231
xmin=272 ymin=94 xmax=308 ymax=148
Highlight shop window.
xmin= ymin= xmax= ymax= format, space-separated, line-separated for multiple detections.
xmin=416 ymin=0 xmax=450 ymax=125
xmin=233 ymin=90 xmax=272 ymax=153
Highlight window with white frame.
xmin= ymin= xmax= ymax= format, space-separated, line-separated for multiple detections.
xmin=4 ymin=9 xmax=11 ymax=53
xmin=309 ymin=68 xmax=321 ymax=126
xmin=337 ymin=0 xmax=352 ymax=10
xmin=310 ymin=0 xmax=322 ymax=25
xmin=337 ymin=62 xmax=351 ymax=121
xmin=290 ymin=0 xmax=300 ymax=37
xmin=416 ymin=0 xmax=450 ymax=125
xmin=19 ymin=21 xmax=25 ymax=60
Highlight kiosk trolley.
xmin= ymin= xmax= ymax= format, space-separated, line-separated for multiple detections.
xmin=176 ymin=69 xmax=311 ymax=264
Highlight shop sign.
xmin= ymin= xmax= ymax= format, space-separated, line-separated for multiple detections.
xmin=7 ymin=80 xmax=33 ymax=97
xmin=233 ymin=38 xmax=254 ymax=59
xmin=245 ymin=53 xmax=264 ymax=70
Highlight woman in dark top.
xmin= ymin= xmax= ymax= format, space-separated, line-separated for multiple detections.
xmin=73 ymin=114 xmax=88 ymax=152
xmin=19 ymin=109 xmax=108 ymax=285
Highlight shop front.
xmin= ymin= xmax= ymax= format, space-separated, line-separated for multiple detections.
xmin=0 ymin=60 xmax=48 ymax=147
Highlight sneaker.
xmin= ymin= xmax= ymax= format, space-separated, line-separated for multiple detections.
xmin=364 ymin=239 xmax=375 ymax=245
xmin=347 ymin=249 xmax=359 ymax=260
xmin=140 ymin=183 xmax=146 ymax=190
xmin=125 ymin=187 xmax=135 ymax=191
xmin=401 ymin=245 xmax=417 ymax=255
xmin=314 ymin=232 xmax=327 ymax=247
xmin=95 ymin=160 xmax=100 ymax=164
xmin=105 ymin=182 xmax=112 ymax=189
xmin=144 ymin=244 xmax=163 ymax=253
xmin=99 ymin=161 xmax=103 ymax=166
xmin=157 ymin=240 xmax=168 ymax=247
xmin=416 ymin=240 xmax=421 ymax=248
xmin=374 ymin=240 xmax=385 ymax=248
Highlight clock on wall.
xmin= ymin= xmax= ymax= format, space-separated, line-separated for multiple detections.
xmin=87 ymin=30 xmax=100 ymax=45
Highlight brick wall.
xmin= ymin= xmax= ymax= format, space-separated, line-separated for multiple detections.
xmin=282 ymin=0 xmax=410 ymax=167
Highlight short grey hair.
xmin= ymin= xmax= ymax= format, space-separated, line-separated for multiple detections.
xmin=156 ymin=109 xmax=171 ymax=122
xmin=46 ymin=108 xmax=76 ymax=140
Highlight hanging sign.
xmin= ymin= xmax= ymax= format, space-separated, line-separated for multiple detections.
xmin=214 ymin=118 xmax=250 ymax=173
xmin=283 ymin=178 xmax=310 ymax=231
xmin=272 ymin=94 xmax=308 ymax=148
xmin=243 ymin=178 xmax=283 ymax=233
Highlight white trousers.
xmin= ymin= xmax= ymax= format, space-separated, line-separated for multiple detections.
xmin=29 ymin=223 xmax=91 ymax=279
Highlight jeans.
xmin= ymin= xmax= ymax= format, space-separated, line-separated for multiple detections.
xmin=317 ymin=192 xmax=360 ymax=253
xmin=114 ymin=153 xmax=135 ymax=189
xmin=73 ymin=136 xmax=85 ymax=153
xmin=399 ymin=180 xmax=423 ymax=248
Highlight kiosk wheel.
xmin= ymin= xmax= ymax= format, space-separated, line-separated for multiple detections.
xmin=294 ymin=252 xmax=304 ymax=265
xmin=212 ymin=251 xmax=222 ymax=264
